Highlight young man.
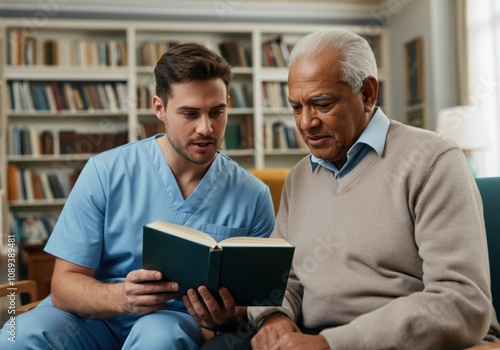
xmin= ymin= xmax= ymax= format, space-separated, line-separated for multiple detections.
xmin=0 ymin=43 xmax=275 ymax=349
xmin=202 ymin=29 xmax=500 ymax=350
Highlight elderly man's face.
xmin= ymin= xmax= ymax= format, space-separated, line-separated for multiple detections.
xmin=288 ymin=49 xmax=373 ymax=167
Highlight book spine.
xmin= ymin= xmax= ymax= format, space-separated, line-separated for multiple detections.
xmin=206 ymin=249 xmax=223 ymax=298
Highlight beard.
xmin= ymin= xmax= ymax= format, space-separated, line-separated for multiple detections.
xmin=164 ymin=127 xmax=221 ymax=165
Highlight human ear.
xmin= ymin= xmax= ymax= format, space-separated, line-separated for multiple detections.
xmin=361 ymin=76 xmax=379 ymax=112
xmin=152 ymin=95 xmax=166 ymax=121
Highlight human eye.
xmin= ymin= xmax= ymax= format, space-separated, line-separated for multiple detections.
xmin=314 ymin=102 xmax=333 ymax=111
xmin=209 ymin=109 xmax=225 ymax=118
xmin=289 ymin=103 xmax=302 ymax=113
xmin=182 ymin=110 xmax=199 ymax=118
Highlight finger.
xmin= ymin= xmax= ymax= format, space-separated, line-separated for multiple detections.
xmin=251 ymin=332 xmax=267 ymax=350
xmin=198 ymin=286 xmax=224 ymax=321
xmin=182 ymin=294 xmax=202 ymax=323
xmin=126 ymin=269 xmax=162 ymax=283
xmin=126 ymin=280 xmax=179 ymax=297
xmin=126 ymin=291 xmax=177 ymax=315
xmin=218 ymin=287 xmax=236 ymax=311
xmin=187 ymin=288 xmax=210 ymax=319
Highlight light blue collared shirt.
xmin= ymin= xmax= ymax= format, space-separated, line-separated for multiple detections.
xmin=310 ymin=108 xmax=390 ymax=180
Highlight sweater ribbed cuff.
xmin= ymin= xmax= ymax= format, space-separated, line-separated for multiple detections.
xmin=320 ymin=323 xmax=365 ymax=350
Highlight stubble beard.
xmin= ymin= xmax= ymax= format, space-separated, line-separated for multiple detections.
xmin=165 ymin=130 xmax=220 ymax=165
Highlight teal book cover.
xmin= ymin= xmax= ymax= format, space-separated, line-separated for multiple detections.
xmin=142 ymin=220 xmax=295 ymax=306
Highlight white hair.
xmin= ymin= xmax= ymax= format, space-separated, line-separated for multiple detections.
xmin=288 ymin=29 xmax=378 ymax=92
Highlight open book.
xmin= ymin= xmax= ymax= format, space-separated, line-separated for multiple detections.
xmin=142 ymin=220 xmax=295 ymax=306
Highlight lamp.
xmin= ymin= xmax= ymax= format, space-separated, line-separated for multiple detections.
xmin=436 ymin=105 xmax=489 ymax=177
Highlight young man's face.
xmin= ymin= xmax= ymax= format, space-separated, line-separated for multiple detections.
xmin=153 ymin=78 xmax=228 ymax=165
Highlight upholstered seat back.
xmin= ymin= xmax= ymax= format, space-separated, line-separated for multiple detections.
xmin=248 ymin=168 xmax=289 ymax=215
xmin=475 ymin=177 xmax=500 ymax=313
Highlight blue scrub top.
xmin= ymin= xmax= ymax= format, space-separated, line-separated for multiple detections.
xmin=45 ymin=135 xmax=275 ymax=283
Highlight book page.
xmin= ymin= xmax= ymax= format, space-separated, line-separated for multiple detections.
xmin=219 ymin=236 xmax=292 ymax=247
xmin=146 ymin=221 xmax=217 ymax=247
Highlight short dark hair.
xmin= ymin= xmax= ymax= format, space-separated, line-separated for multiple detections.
xmin=154 ymin=43 xmax=233 ymax=105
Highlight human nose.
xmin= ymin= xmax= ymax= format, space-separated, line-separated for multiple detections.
xmin=297 ymin=106 xmax=319 ymax=131
xmin=196 ymin=115 xmax=213 ymax=136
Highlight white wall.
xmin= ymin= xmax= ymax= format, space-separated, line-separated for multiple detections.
xmin=388 ymin=0 xmax=458 ymax=130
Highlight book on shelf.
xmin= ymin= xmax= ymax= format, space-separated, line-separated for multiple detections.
xmin=8 ymin=81 xmax=126 ymax=113
xmin=7 ymin=29 xmax=128 ymax=67
xmin=46 ymin=174 xmax=65 ymax=199
xmin=143 ymin=220 xmax=295 ymax=306
xmin=138 ymin=40 xmax=179 ymax=66
xmin=223 ymin=123 xmax=243 ymax=150
xmin=6 ymin=165 xmax=81 ymax=202
xmin=7 ymin=164 xmax=21 ymax=201
xmin=138 ymin=121 xmax=164 ymax=139
xmin=261 ymin=35 xmax=295 ymax=68
xmin=262 ymin=82 xmax=288 ymax=109
xmin=136 ymin=85 xmax=153 ymax=109
xmin=241 ymin=115 xmax=254 ymax=149
xmin=229 ymin=83 xmax=252 ymax=108
xmin=217 ymin=41 xmax=251 ymax=67
xmin=263 ymin=120 xmax=306 ymax=151
xmin=58 ymin=130 xmax=128 ymax=155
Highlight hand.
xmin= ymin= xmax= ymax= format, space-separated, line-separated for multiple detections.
xmin=250 ymin=313 xmax=300 ymax=349
xmin=123 ymin=269 xmax=179 ymax=315
xmin=182 ymin=286 xmax=247 ymax=330
xmin=259 ymin=333 xmax=330 ymax=350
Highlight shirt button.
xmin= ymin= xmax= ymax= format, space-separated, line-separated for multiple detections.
xmin=337 ymin=174 xmax=343 ymax=179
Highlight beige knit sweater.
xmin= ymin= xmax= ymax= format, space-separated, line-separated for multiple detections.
xmin=248 ymin=120 xmax=500 ymax=349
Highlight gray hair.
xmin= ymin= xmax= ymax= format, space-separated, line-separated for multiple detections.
xmin=288 ymin=30 xmax=378 ymax=92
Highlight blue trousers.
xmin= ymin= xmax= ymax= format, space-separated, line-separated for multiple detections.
xmin=0 ymin=296 xmax=202 ymax=350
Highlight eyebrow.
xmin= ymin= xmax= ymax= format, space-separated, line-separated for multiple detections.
xmin=176 ymin=103 xmax=227 ymax=112
xmin=288 ymin=94 xmax=334 ymax=104
xmin=310 ymin=94 xmax=334 ymax=101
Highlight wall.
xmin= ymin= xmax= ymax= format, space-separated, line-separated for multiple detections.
xmin=0 ymin=0 xmax=385 ymax=25
xmin=388 ymin=0 xmax=459 ymax=130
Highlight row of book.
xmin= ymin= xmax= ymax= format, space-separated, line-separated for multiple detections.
xmin=59 ymin=130 xmax=128 ymax=155
xmin=137 ymin=121 xmax=164 ymax=140
xmin=261 ymin=35 xmax=295 ymax=68
xmin=217 ymin=41 xmax=252 ymax=68
xmin=221 ymin=115 xmax=254 ymax=150
xmin=9 ymin=212 xmax=59 ymax=244
xmin=9 ymin=128 xmax=128 ymax=156
xmin=136 ymin=84 xmax=155 ymax=110
xmin=262 ymin=82 xmax=289 ymax=109
xmin=136 ymin=82 xmax=252 ymax=110
xmin=263 ymin=120 xmax=307 ymax=151
xmin=229 ymin=83 xmax=252 ymax=108
xmin=137 ymin=40 xmax=180 ymax=66
xmin=8 ymin=29 xmax=128 ymax=67
xmin=137 ymin=39 xmax=252 ymax=67
xmin=7 ymin=164 xmax=81 ymax=202
xmin=8 ymin=81 xmax=128 ymax=113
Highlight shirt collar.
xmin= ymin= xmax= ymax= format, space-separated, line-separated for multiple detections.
xmin=309 ymin=107 xmax=390 ymax=172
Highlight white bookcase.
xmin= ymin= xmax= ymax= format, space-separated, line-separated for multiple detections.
xmin=0 ymin=19 xmax=389 ymax=248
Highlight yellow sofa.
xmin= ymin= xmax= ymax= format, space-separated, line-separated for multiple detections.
xmin=247 ymin=168 xmax=290 ymax=215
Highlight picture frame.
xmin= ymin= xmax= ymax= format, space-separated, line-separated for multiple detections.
xmin=405 ymin=107 xmax=427 ymax=129
xmin=404 ymin=36 xmax=424 ymax=105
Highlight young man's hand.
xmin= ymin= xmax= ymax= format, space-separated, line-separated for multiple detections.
xmin=123 ymin=269 xmax=179 ymax=315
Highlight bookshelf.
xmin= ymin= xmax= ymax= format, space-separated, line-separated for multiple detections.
xmin=0 ymin=19 xmax=389 ymax=248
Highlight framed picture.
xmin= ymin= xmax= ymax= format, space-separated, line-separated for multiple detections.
xmin=405 ymin=107 xmax=427 ymax=129
xmin=404 ymin=36 xmax=424 ymax=105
